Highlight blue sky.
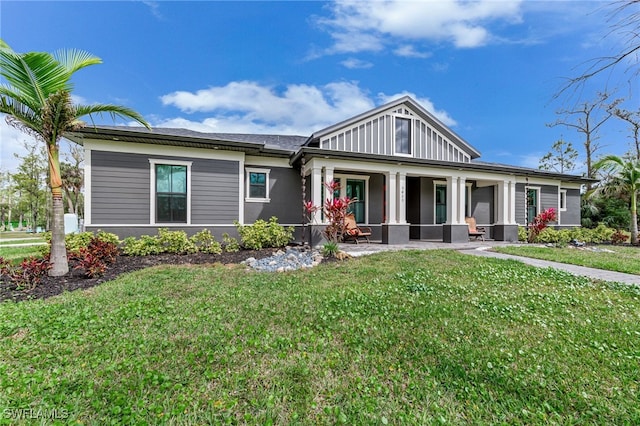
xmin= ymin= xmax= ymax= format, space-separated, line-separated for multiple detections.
xmin=1 ymin=0 xmax=638 ymax=172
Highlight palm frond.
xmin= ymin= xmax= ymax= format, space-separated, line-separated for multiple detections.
xmin=74 ymin=104 xmax=150 ymax=129
xmin=53 ymin=49 xmax=102 ymax=74
xmin=0 ymin=47 xmax=70 ymax=107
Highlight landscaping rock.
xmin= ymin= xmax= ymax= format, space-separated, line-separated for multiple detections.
xmin=242 ymin=246 xmax=323 ymax=272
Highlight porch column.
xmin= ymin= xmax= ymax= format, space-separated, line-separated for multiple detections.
xmin=382 ymin=171 xmax=410 ymax=244
xmin=508 ymin=179 xmax=516 ymax=224
xmin=443 ymin=175 xmax=469 ymax=243
xmin=456 ymin=176 xmax=466 ymax=224
xmin=324 ymin=166 xmax=334 ymax=208
xmin=493 ymin=178 xmax=519 ymax=241
xmin=386 ymin=172 xmax=397 ymax=224
xmin=311 ymin=166 xmax=322 ymax=223
xmin=446 ymin=176 xmax=459 ymax=224
xmin=397 ymin=172 xmax=407 ymax=224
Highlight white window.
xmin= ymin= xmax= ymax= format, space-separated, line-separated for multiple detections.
xmin=245 ymin=167 xmax=270 ymax=202
xmin=395 ymin=117 xmax=412 ymax=155
xmin=149 ymin=159 xmax=192 ymax=224
xmin=559 ymin=189 xmax=567 ymax=211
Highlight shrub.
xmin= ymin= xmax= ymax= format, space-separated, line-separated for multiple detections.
xmin=235 ymin=217 xmax=294 ymax=249
xmin=157 ymin=228 xmax=196 ymax=254
xmin=190 ymin=229 xmax=222 ymax=255
xmin=611 ymin=229 xmax=629 ymax=245
xmin=591 ymin=223 xmax=615 ymax=243
xmin=96 ymin=230 xmax=120 ymax=246
xmin=8 ymin=256 xmax=51 ymax=290
xmin=518 ymin=227 xmax=527 ymax=242
xmin=70 ymin=248 xmax=107 ymax=278
xmin=528 ymin=208 xmax=557 ymax=243
xmin=87 ymin=237 xmax=119 ymax=264
xmin=222 ymin=233 xmax=240 ymax=253
xmin=321 ymin=241 xmax=340 ymax=258
xmin=305 ymin=180 xmax=353 ymax=244
xmin=40 ymin=230 xmax=120 ymax=256
xmin=121 ymin=235 xmax=162 ymax=256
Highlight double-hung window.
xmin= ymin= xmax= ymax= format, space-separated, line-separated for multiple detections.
xmin=150 ymin=159 xmax=191 ymax=224
xmin=246 ymin=168 xmax=270 ymax=202
xmin=526 ymin=187 xmax=540 ymax=223
xmin=395 ymin=117 xmax=412 ymax=155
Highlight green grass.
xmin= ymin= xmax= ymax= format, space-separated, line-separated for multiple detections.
xmin=1 ymin=250 xmax=639 ymax=424
xmin=495 ymin=245 xmax=640 ymax=275
xmin=0 ymin=246 xmax=44 ymax=264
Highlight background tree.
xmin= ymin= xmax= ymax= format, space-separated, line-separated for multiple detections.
xmin=539 ymin=139 xmax=579 ymax=173
xmin=548 ymin=92 xmax=621 ymax=188
xmin=610 ymin=106 xmax=640 ymax=159
xmin=0 ymin=40 xmax=149 ymax=276
xmin=557 ymin=0 xmax=640 ymax=99
xmin=60 ymin=143 xmax=84 ymax=216
xmin=12 ymin=142 xmax=47 ymax=232
xmin=593 ymin=154 xmax=640 ymax=244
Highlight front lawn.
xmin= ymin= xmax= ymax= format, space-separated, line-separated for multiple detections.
xmin=1 ymin=250 xmax=638 ymax=424
xmin=495 ymin=245 xmax=640 ymax=275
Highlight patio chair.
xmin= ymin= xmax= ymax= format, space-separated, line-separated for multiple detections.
xmin=343 ymin=214 xmax=372 ymax=244
xmin=465 ymin=217 xmax=486 ymax=241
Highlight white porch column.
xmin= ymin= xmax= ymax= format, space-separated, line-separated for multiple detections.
xmin=311 ymin=166 xmax=323 ymax=223
xmin=386 ymin=172 xmax=397 ymax=224
xmin=324 ymin=166 xmax=334 ymax=204
xmin=457 ymin=176 xmax=466 ymax=224
xmin=496 ymin=180 xmax=508 ymax=224
xmin=508 ymin=179 xmax=516 ymax=224
xmin=397 ymin=172 xmax=407 ymax=224
xmin=446 ymin=176 xmax=460 ymax=224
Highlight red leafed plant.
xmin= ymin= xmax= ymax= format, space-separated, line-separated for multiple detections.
xmin=69 ymin=236 xmax=119 ymax=278
xmin=304 ymin=180 xmax=353 ymax=244
xmin=528 ymin=207 xmax=557 ymax=243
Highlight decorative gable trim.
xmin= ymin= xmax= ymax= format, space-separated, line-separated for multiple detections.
xmin=310 ymin=96 xmax=478 ymax=163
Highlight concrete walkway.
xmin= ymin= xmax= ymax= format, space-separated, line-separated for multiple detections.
xmin=338 ymin=241 xmax=640 ymax=286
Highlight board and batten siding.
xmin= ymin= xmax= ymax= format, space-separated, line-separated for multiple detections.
xmin=319 ymin=107 xmax=471 ymax=163
xmin=91 ymin=150 xmax=239 ymax=225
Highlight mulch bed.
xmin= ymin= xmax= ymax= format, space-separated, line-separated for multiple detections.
xmin=0 ymin=248 xmax=280 ymax=303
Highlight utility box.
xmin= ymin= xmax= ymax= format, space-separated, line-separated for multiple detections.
xmin=64 ymin=213 xmax=78 ymax=234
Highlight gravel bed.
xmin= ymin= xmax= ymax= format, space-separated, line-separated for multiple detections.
xmin=242 ymin=246 xmax=323 ymax=272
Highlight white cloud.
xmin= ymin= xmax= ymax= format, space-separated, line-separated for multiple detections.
xmin=394 ymin=45 xmax=431 ymax=58
xmin=316 ymin=0 xmax=524 ymax=55
xmin=341 ymin=58 xmax=374 ymax=69
xmin=0 ymin=118 xmax=39 ymax=172
xmin=159 ymin=81 xmax=458 ymax=134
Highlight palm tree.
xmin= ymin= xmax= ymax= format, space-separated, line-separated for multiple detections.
xmin=0 ymin=40 xmax=150 ymax=276
xmin=593 ymin=154 xmax=640 ymax=245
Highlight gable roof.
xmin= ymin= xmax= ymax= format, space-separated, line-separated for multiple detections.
xmin=306 ymin=96 xmax=482 ymax=159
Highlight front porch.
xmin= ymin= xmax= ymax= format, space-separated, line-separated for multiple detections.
xmin=304 ymin=158 xmax=520 ymax=246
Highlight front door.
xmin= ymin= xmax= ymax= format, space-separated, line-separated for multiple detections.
xmin=346 ymin=179 xmax=366 ymax=223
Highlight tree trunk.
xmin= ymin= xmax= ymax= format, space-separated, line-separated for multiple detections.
xmin=48 ymin=144 xmax=69 ymax=276
xmin=631 ymin=191 xmax=638 ymax=246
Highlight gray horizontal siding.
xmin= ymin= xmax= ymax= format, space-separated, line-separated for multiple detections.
xmin=91 ymin=150 xmax=240 ymax=225
xmin=191 ymin=158 xmax=239 ymax=224
xmin=92 ymin=151 xmax=150 ymax=224
xmin=244 ymin=167 xmax=302 ymax=224
xmin=561 ymin=189 xmax=581 ymax=225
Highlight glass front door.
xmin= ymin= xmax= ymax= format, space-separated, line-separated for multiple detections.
xmin=346 ymin=179 xmax=365 ymax=223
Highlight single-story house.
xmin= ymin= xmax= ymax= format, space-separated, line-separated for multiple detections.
xmin=66 ymin=96 xmax=590 ymax=245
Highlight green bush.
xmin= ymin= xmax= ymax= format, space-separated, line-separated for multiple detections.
xmin=121 ymin=235 xmax=162 ymax=256
xmin=528 ymin=224 xmax=618 ymax=245
xmin=190 ymin=229 xmax=222 ymax=255
xmin=234 ymin=217 xmax=294 ymax=250
xmin=222 ymin=233 xmax=240 ymax=253
xmin=518 ymin=227 xmax=527 ymax=242
xmin=40 ymin=230 xmax=120 ymax=256
xmin=157 ymin=228 xmax=196 ymax=254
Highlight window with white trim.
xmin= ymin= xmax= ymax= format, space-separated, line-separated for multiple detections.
xmin=149 ymin=159 xmax=192 ymax=224
xmin=559 ymin=189 xmax=567 ymax=211
xmin=526 ymin=186 xmax=540 ymax=223
xmin=395 ymin=117 xmax=412 ymax=155
xmin=246 ymin=168 xmax=270 ymax=202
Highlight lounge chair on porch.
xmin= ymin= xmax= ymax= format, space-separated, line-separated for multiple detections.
xmin=465 ymin=217 xmax=486 ymax=241
xmin=343 ymin=214 xmax=372 ymax=244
